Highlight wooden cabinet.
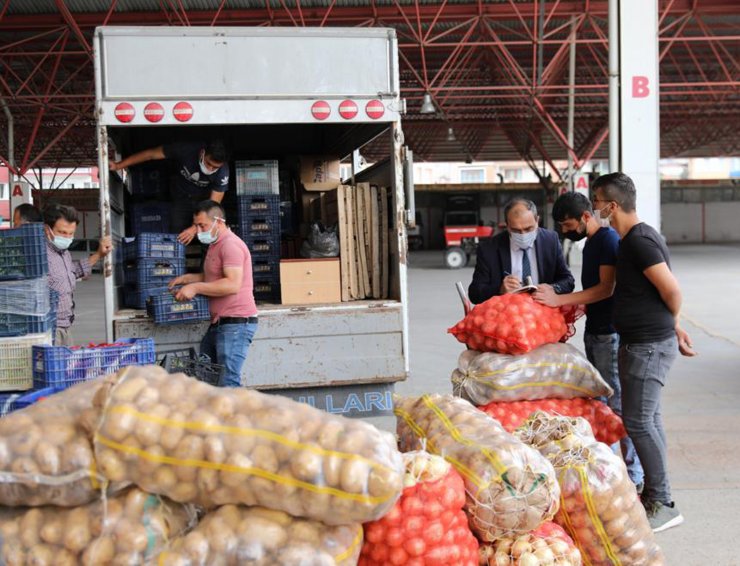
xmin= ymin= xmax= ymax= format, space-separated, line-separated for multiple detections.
xmin=279 ymin=259 xmax=341 ymax=305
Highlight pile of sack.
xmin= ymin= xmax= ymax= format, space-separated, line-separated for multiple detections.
xmin=449 ymin=293 xmax=624 ymax=446
xmin=0 ymin=366 xmax=406 ymax=565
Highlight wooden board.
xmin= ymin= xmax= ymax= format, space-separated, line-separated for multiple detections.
xmin=355 ymin=184 xmax=370 ymax=297
xmin=345 ymin=186 xmax=359 ymax=299
xmin=380 ymin=187 xmax=389 ymax=299
xmin=335 ymin=185 xmax=351 ymax=302
xmin=370 ymin=185 xmax=381 ymax=299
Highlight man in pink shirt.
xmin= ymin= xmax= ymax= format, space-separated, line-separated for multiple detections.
xmin=169 ymin=200 xmax=258 ymax=387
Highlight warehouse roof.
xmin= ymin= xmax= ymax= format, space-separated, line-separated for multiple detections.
xmin=0 ymin=1 xmax=737 ymax=178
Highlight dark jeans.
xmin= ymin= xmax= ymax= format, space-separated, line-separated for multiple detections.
xmin=200 ymin=321 xmax=258 ymax=387
xmin=619 ymin=335 xmax=678 ymax=505
xmin=585 ymin=332 xmax=644 ymax=485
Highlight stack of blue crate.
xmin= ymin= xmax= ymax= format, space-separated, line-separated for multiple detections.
xmin=0 ymin=223 xmax=54 ymax=401
xmin=234 ymin=160 xmax=281 ymax=302
xmin=122 ymin=233 xmax=185 ymax=309
xmin=128 ymin=162 xmax=171 ymax=235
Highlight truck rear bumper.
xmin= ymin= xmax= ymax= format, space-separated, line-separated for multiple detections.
xmin=114 ymin=299 xmax=408 ymax=390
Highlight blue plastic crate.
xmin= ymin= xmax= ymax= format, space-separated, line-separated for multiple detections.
xmin=253 ymin=274 xmax=280 ymax=302
xmin=32 ymin=338 xmax=156 ymax=389
xmin=124 ymin=285 xmax=170 ymax=310
xmin=124 ymin=233 xmax=185 ymax=261
xmin=252 ymin=258 xmax=280 ymax=278
xmin=236 ymin=194 xmax=280 ymax=223
xmin=14 ymin=386 xmax=64 ymax=410
xmin=147 ymin=291 xmax=210 ymax=325
xmin=129 ymin=161 xmax=170 ymax=198
xmin=238 ymin=216 xmax=281 ymax=239
xmin=0 ymin=223 xmax=48 ymax=281
xmin=0 ymin=310 xmax=56 ymax=338
xmin=124 ymin=258 xmax=185 ymax=287
xmin=131 ymin=202 xmax=171 ymax=235
xmin=241 ymin=235 xmax=280 ymax=260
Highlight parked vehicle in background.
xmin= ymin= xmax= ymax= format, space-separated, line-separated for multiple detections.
xmin=443 ymin=195 xmax=494 ymax=268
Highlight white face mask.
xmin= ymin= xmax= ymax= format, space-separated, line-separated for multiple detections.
xmin=199 ymin=153 xmax=218 ymax=176
xmin=595 ymin=205 xmax=613 ymax=227
xmin=196 ymin=218 xmax=222 ymax=245
xmin=510 ymin=229 xmax=537 ymax=250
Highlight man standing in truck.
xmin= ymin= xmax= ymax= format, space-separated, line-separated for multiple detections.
xmin=109 ymin=139 xmax=230 ymax=245
xmin=169 ymin=200 xmax=257 ymax=388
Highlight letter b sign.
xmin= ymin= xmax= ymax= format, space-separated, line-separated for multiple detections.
xmin=632 ymin=76 xmax=650 ymax=98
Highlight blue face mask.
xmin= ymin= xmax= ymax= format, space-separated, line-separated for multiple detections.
xmin=52 ymin=235 xmax=74 ymax=250
xmin=510 ymin=229 xmax=537 ymax=250
xmin=197 ymin=220 xmax=220 ymax=245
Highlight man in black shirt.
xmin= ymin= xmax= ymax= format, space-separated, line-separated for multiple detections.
xmin=110 ymin=140 xmax=230 ymax=244
xmin=535 ymin=192 xmax=644 ymax=491
xmin=592 ymin=172 xmax=696 ymax=533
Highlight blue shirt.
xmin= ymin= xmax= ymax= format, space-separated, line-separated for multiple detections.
xmin=162 ymin=142 xmax=229 ymax=200
xmin=582 ymin=227 xmax=620 ymax=335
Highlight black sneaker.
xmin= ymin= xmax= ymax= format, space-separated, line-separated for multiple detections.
xmin=645 ymin=501 xmax=684 ymax=533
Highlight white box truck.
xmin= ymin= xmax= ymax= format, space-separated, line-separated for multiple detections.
xmin=94 ymin=26 xmax=412 ymax=418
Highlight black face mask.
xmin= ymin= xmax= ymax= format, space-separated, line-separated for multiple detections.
xmin=563 ymin=220 xmax=587 ymax=242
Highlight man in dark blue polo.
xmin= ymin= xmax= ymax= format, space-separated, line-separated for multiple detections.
xmin=110 ymin=139 xmax=230 ymax=244
xmin=535 ymin=191 xmax=645 ymax=495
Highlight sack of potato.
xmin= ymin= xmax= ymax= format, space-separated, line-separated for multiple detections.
xmin=359 ymin=451 xmax=479 ymax=566
xmin=157 ymin=505 xmax=362 ymax=566
xmin=451 ymin=344 xmax=613 ymax=405
xmin=394 ymin=394 xmax=560 ymax=542
xmin=514 ymin=412 xmax=597 ymax=462
xmin=516 ymin=414 xmax=665 ymax=566
xmin=0 ymin=486 xmax=195 ymax=565
xmin=479 ymin=521 xmax=582 ymax=566
xmin=0 ymin=378 xmax=116 ymax=507
xmin=91 ymin=365 xmax=404 ymax=525
xmin=478 ymin=398 xmax=626 ymax=446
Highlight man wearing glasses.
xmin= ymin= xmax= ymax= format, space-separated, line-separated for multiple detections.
xmin=535 ymin=191 xmax=645 ymax=497
xmin=588 ymin=172 xmax=695 ymax=533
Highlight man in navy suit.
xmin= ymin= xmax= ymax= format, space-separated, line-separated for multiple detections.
xmin=468 ymin=198 xmax=575 ymax=304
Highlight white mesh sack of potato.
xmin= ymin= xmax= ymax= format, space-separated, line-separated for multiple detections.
xmin=0 ymin=378 xmax=117 ymax=507
xmin=158 ymin=505 xmax=362 ymax=566
xmin=0 ymin=486 xmax=196 ymax=566
xmin=451 ymin=344 xmax=613 ymax=405
xmin=516 ymin=414 xmax=665 ymax=566
xmin=92 ymin=365 xmax=404 ymax=525
xmin=515 ymin=411 xmax=596 ymax=462
xmin=394 ymin=394 xmax=560 ymax=542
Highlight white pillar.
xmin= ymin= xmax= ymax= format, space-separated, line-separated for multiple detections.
xmin=619 ymin=0 xmax=661 ymax=230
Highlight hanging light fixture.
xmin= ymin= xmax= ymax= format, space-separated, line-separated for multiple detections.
xmin=446 ymin=127 xmax=456 ymax=142
xmin=420 ymin=93 xmax=435 ymax=114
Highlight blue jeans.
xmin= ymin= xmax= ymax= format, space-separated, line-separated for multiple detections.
xmin=584 ymin=332 xmax=645 ymax=486
xmin=200 ymin=321 xmax=258 ymax=387
xmin=619 ymin=336 xmax=678 ymax=505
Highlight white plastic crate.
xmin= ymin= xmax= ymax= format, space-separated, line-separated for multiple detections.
xmin=0 ymin=332 xmax=53 ymax=391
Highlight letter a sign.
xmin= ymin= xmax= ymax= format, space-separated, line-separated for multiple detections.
xmin=9 ymin=182 xmax=31 ymax=225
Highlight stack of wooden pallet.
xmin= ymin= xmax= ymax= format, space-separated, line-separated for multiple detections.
xmin=336 ymin=184 xmax=391 ymax=301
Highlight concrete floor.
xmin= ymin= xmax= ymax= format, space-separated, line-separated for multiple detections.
xmin=72 ymin=244 xmax=740 ymax=564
